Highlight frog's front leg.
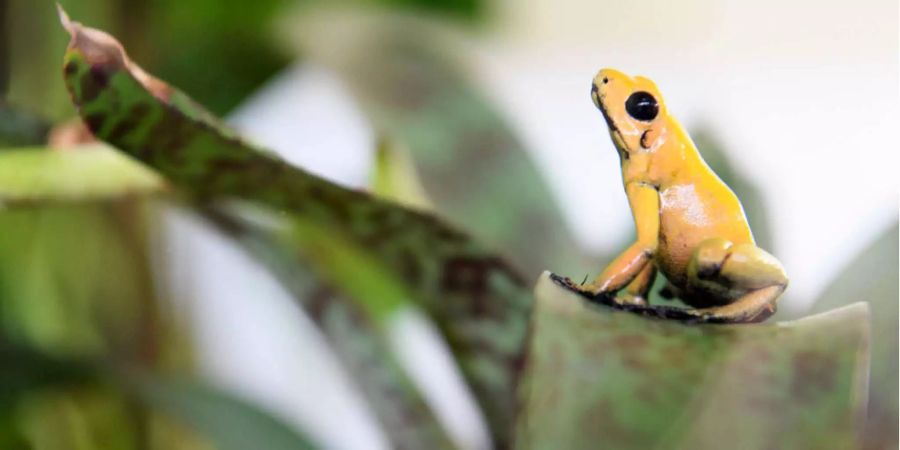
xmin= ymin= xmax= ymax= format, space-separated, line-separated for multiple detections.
xmin=685 ymin=239 xmax=788 ymax=323
xmin=618 ymin=263 xmax=657 ymax=306
xmin=580 ymin=182 xmax=659 ymax=297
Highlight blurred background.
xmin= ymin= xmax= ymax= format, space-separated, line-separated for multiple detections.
xmin=2 ymin=0 xmax=897 ymax=448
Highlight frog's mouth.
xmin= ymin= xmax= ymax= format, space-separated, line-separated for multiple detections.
xmin=599 ymin=103 xmax=617 ymax=131
xmin=594 ymin=95 xmax=618 ymax=134
xmin=598 ymin=103 xmax=629 ymax=154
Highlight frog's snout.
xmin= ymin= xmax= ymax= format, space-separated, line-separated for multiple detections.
xmin=590 ymin=78 xmax=608 ymax=110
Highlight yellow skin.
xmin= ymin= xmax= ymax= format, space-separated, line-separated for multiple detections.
xmin=580 ymin=68 xmax=788 ymax=322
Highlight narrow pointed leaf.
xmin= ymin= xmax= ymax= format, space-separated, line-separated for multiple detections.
xmin=371 ymin=136 xmax=433 ymax=211
xmin=61 ymin=14 xmax=532 ymax=446
xmin=518 ymin=272 xmax=870 ymax=450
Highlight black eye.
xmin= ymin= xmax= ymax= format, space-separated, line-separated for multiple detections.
xmin=625 ymin=91 xmax=659 ymax=121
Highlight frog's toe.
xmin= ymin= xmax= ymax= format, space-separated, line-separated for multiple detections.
xmin=616 ymin=293 xmax=648 ymax=307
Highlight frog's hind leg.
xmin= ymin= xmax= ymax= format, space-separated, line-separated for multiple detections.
xmin=686 ymin=239 xmax=788 ymax=323
xmin=618 ymin=263 xmax=657 ymax=306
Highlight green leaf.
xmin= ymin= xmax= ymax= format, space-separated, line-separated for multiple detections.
xmin=518 ymin=272 xmax=870 ymax=450
xmin=207 ymin=208 xmax=458 ymax=449
xmin=122 ymin=373 xmax=315 ymax=450
xmin=810 ymin=222 xmax=898 ymax=450
xmin=370 ymin=136 xmax=433 ymax=211
xmin=0 ymin=104 xmax=50 ymax=147
xmin=0 ymin=193 xmax=199 ymax=448
xmin=291 ymin=9 xmax=593 ymax=278
xmin=0 ymin=145 xmax=164 ymax=205
xmin=61 ymin=13 xmax=532 ymax=446
xmin=0 ymin=337 xmax=315 ymax=450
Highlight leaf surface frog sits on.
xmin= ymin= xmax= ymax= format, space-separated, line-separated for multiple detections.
xmin=578 ymin=68 xmax=788 ymax=323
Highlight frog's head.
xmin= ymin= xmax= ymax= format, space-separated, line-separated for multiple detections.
xmin=591 ymin=68 xmax=668 ymax=156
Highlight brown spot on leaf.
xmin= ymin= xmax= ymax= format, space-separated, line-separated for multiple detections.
xmin=613 ymin=334 xmax=649 ymax=351
xmin=791 ymin=350 xmax=838 ymax=403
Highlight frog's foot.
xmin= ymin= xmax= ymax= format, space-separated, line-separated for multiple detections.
xmin=692 ymin=286 xmax=782 ymax=323
xmin=685 ymin=239 xmax=788 ymax=323
xmin=619 ymin=263 xmax=656 ymax=306
xmin=550 ymin=274 xmax=618 ymax=305
xmin=550 ymin=275 xmax=605 ymax=296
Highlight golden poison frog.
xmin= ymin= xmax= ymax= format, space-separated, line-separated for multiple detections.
xmin=578 ymin=68 xmax=788 ymax=323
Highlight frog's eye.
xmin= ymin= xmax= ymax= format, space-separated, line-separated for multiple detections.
xmin=625 ymin=91 xmax=659 ymax=121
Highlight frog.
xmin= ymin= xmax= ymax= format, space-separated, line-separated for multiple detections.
xmin=576 ymin=68 xmax=788 ymax=323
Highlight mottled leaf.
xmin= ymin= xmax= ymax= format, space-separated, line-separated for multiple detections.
xmin=53 ymin=11 xmax=453 ymax=446
xmin=811 ymin=222 xmax=898 ymax=450
xmin=290 ymin=10 xmax=592 ymax=278
xmin=61 ymin=14 xmax=532 ymax=446
xmin=518 ymin=272 xmax=870 ymax=450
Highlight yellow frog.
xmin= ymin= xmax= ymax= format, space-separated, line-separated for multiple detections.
xmin=578 ymin=68 xmax=788 ymax=323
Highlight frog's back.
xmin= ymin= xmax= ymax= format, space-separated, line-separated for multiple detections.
xmin=655 ymin=159 xmax=754 ymax=286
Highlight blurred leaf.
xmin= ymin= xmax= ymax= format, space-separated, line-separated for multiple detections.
xmin=61 ymin=15 xmax=533 ymax=446
xmin=371 ymin=136 xmax=433 ymax=211
xmin=208 ymin=207 xmax=458 ymax=449
xmin=7 ymin=0 xmax=86 ymax=120
xmin=0 ymin=138 xmax=190 ymax=447
xmin=811 ymin=222 xmax=898 ymax=450
xmin=0 ymin=204 xmax=152 ymax=357
xmin=123 ymin=374 xmax=314 ymax=450
xmin=518 ymin=272 xmax=870 ymax=450
xmin=0 ymin=104 xmax=50 ymax=147
xmin=0 ymin=337 xmax=314 ymax=450
xmin=0 ymin=145 xmax=164 ymax=205
xmin=7 ymin=0 xmax=288 ymax=118
xmin=0 ymin=197 xmax=199 ymax=449
xmin=141 ymin=0 xmax=291 ymax=114
xmin=290 ymin=9 xmax=593 ymax=278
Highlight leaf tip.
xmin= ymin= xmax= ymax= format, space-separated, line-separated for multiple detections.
xmin=57 ymin=7 xmax=127 ymax=71
xmin=56 ymin=3 xmax=73 ymax=33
